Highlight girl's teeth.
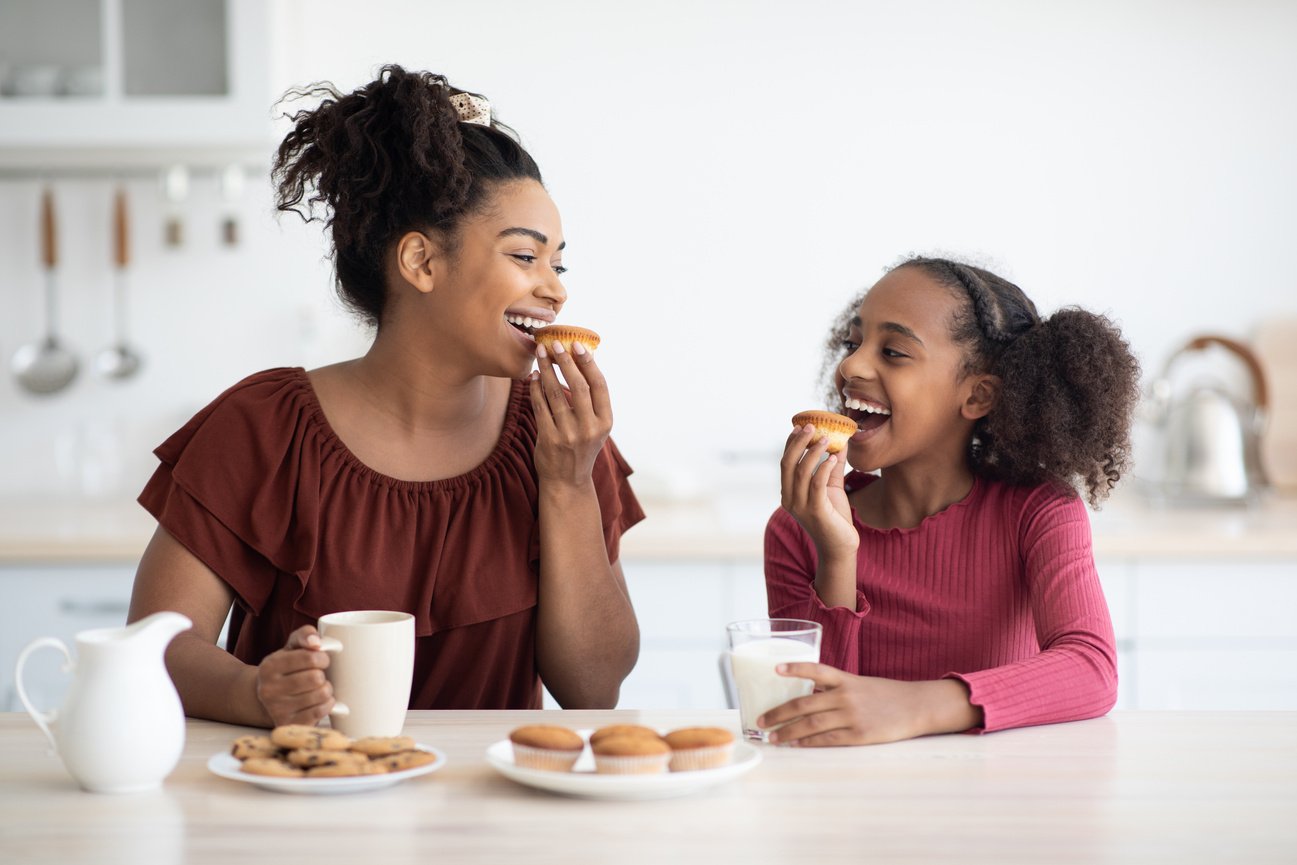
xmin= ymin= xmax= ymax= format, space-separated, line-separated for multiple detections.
xmin=844 ymin=397 xmax=891 ymax=415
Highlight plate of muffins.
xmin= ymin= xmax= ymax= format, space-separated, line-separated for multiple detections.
xmin=486 ymin=724 xmax=760 ymax=800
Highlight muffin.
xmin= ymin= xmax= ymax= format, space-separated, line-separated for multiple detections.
xmin=589 ymin=725 xmax=664 ymax=747
xmin=791 ymin=410 xmax=857 ymax=454
xmin=664 ymin=727 xmax=736 ymax=772
xmin=533 ymin=325 xmax=601 ymax=353
xmin=591 ymin=734 xmax=672 ymax=775
xmin=508 ymin=725 xmax=585 ymax=772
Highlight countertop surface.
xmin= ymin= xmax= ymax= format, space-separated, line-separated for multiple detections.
xmin=0 ymin=487 xmax=1294 ymax=565
xmin=1 ymin=709 xmax=1294 ymax=864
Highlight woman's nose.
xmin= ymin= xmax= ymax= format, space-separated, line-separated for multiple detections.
xmin=538 ymin=269 xmax=567 ymax=306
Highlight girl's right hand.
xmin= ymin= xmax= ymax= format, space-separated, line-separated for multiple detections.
xmin=780 ymin=425 xmax=858 ymax=557
xmin=254 ymin=625 xmax=335 ymax=727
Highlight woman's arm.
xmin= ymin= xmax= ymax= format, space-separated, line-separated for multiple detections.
xmin=128 ymin=526 xmax=335 ymax=727
xmin=529 ymin=341 xmax=639 ymax=708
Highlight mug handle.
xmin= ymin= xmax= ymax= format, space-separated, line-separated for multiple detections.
xmin=316 ymin=636 xmax=349 ymax=717
xmin=15 ymin=637 xmax=73 ymax=751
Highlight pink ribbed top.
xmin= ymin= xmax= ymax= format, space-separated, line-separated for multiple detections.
xmin=764 ymin=472 xmax=1117 ymax=733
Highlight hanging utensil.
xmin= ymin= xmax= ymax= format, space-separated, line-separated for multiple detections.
xmin=11 ymin=187 xmax=79 ymax=396
xmin=95 ymin=187 xmax=143 ymax=380
xmin=219 ymin=163 xmax=243 ymax=247
xmin=161 ymin=165 xmax=188 ymax=248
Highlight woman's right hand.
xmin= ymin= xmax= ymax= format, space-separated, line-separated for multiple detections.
xmin=780 ymin=425 xmax=858 ymax=557
xmin=254 ymin=625 xmax=335 ymax=727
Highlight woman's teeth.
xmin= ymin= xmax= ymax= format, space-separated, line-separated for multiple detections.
xmin=505 ymin=314 xmax=547 ymax=333
xmin=844 ymin=397 xmax=891 ymax=416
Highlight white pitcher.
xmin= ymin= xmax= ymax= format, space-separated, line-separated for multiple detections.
xmin=15 ymin=611 xmax=192 ymax=793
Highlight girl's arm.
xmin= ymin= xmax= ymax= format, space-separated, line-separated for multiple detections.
xmin=529 ymin=342 xmax=639 ymax=708
xmin=128 ymin=526 xmax=335 ymax=728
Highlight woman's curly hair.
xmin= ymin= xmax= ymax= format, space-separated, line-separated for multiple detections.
xmin=272 ymin=65 xmax=541 ymax=327
xmin=820 ymin=257 xmax=1141 ymax=506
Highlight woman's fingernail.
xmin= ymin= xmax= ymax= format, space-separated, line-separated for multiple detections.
xmin=536 ymin=344 xmax=548 ymax=359
xmin=552 ymin=340 xmax=566 ymax=355
xmin=768 ymin=732 xmax=780 ymax=744
xmin=572 ymin=341 xmax=587 ymax=356
xmin=306 ymin=635 xmax=321 ymax=649
xmin=776 ymin=664 xmax=788 ymax=674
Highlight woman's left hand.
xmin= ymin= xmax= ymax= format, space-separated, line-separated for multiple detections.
xmin=755 ymin=663 xmax=980 ymax=747
xmin=529 ymin=341 xmax=612 ymax=487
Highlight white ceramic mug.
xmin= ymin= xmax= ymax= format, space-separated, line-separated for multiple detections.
xmin=317 ymin=610 xmax=415 ymax=738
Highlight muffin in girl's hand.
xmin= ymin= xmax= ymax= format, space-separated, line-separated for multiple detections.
xmin=664 ymin=727 xmax=735 ymax=772
xmin=791 ymin=411 xmax=857 ymax=454
xmin=534 ymin=325 xmax=601 ymax=353
xmin=589 ymin=724 xmax=664 ymax=747
xmin=591 ymin=734 xmax=671 ymax=775
xmin=508 ymin=725 xmax=585 ymax=772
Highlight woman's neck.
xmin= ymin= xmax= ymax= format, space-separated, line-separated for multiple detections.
xmin=346 ymin=331 xmax=495 ymax=435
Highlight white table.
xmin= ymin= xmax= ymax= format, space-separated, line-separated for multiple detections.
xmin=1 ymin=710 xmax=1294 ymax=864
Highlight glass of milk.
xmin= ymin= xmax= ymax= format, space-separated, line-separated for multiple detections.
xmin=726 ymin=619 xmax=823 ymax=742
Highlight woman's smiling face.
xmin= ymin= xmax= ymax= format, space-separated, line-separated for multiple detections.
xmin=426 ymin=179 xmax=568 ymax=379
xmin=835 ymin=266 xmax=983 ymax=472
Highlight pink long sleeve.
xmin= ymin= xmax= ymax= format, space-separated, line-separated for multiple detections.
xmin=763 ymin=474 xmax=1117 ymax=733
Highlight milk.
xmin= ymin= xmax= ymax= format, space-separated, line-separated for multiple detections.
xmin=729 ymin=637 xmax=820 ymax=739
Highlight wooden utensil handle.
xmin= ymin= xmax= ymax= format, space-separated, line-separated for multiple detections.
xmin=41 ymin=188 xmax=56 ymax=269
xmin=113 ymin=188 xmax=130 ymax=269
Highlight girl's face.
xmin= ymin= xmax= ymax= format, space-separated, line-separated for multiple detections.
xmin=427 ymin=179 xmax=568 ymax=379
xmin=835 ymin=266 xmax=989 ymax=473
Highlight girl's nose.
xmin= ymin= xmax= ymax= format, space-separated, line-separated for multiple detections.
xmin=839 ymin=350 xmax=876 ymax=382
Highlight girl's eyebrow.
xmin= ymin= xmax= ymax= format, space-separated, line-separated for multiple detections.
xmin=497 ymin=227 xmax=566 ymax=251
xmin=850 ymin=315 xmax=924 ymax=346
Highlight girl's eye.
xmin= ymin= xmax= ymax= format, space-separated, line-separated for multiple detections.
xmin=552 ymin=264 xmax=567 ymax=276
xmin=840 ymin=340 xmax=860 ymax=352
xmin=883 ymin=348 xmax=908 ymax=359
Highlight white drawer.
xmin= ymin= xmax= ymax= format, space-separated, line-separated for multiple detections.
xmin=1134 ymin=560 xmax=1297 ymax=639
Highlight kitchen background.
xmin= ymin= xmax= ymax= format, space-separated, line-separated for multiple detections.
xmin=1 ymin=0 xmax=1295 ymax=713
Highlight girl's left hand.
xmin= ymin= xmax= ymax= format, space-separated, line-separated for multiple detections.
xmin=529 ymin=341 xmax=612 ymax=487
xmin=755 ymin=663 xmax=978 ymax=747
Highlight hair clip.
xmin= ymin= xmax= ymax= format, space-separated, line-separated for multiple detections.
xmin=448 ymin=92 xmax=491 ymax=127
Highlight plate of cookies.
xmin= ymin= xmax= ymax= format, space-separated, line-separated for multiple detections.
xmin=485 ymin=724 xmax=760 ymax=800
xmin=208 ymin=724 xmax=446 ymax=794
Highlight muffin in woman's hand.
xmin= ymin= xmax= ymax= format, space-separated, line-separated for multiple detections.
xmin=508 ymin=725 xmax=585 ymax=772
xmin=791 ymin=410 xmax=857 ymax=454
xmin=591 ymin=734 xmax=672 ymax=775
xmin=589 ymin=725 xmax=664 ymax=747
xmin=664 ymin=727 xmax=735 ymax=772
xmin=533 ymin=325 xmax=601 ymax=353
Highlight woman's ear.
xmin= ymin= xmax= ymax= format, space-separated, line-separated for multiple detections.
xmin=962 ymin=374 xmax=1000 ymax=420
xmin=395 ymin=231 xmax=439 ymax=295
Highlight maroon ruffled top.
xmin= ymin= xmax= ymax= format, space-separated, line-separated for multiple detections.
xmin=139 ymin=367 xmax=645 ymax=709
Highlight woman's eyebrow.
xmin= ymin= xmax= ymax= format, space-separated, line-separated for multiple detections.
xmin=497 ymin=227 xmax=566 ymax=251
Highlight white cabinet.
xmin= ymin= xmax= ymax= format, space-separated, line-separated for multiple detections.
xmin=0 ymin=0 xmax=273 ymax=169
xmin=0 ymin=564 xmax=136 ymax=713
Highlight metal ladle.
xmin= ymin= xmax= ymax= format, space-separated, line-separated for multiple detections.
xmin=12 ymin=187 xmax=79 ymax=395
xmin=95 ymin=187 xmax=142 ymax=380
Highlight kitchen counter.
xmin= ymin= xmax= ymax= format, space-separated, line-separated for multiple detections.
xmin=1 ymin=487 xmax=1294 ymax=564
xmin=1 ymin=709 xmax=1293 ymax=864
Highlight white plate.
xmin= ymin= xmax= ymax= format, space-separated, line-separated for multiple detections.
xmin=485 ymin=732 xmax=761 ymax=800
xmin=207 ymin=744 xmax=446 ymax=795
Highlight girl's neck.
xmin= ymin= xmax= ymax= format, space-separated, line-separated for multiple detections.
xmin=856 ymin=454 xmax=977 ymax=530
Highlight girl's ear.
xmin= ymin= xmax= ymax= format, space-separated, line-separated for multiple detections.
xmin=962 ymin=374 xmax=1000 ymax=420
xmin=395 ymin=231 xmax=440 ymax=295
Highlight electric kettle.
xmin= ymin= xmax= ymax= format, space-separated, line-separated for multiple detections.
xmin=1147 ymin=335 xmax=1269 ymax=502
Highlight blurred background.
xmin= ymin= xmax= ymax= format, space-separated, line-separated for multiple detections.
xmin=1 ymin=0 xmax=1294 ymax=713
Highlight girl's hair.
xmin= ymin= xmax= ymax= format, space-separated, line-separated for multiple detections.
xmin=272 ymin=65 xmax=542 ymax=326
xmin=820 ymin=257 xmax=1141 ymax=505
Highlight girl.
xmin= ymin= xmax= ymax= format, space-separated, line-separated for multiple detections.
xmin=126 ymin=66 xmax=644 ymax=727
xmin=762 ymin=257 xmax=1139 ymax=746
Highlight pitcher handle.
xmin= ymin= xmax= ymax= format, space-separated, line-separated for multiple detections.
xmin=15 ymin=637 xmax=73 ymax=751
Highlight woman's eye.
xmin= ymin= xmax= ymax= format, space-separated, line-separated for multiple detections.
xmin=511 ymin=254 xmax=536 ymax=264
xmin=552 ymin=264 xmax=567 ymax=275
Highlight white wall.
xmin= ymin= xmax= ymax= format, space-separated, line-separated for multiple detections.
xmin=2 ymin=0 xmax=1295 ymax=502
